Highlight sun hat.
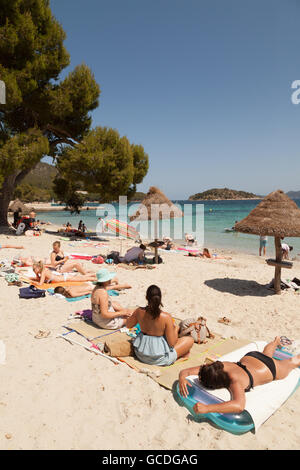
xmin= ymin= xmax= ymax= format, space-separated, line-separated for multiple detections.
xmin=93 ymin=268 xmax=116 ymax=284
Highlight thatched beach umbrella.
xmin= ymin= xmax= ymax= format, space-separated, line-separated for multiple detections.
xmin=234 ymin=190 xmax=300 ymax=294
xmin=130 ymin=186 xmax=183 ymax=263
xmin=8 ymin=199 xmax=31 ymax=215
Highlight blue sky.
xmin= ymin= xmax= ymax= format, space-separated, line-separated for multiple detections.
xmin=49 ymin=0 xmax=300 ymax=199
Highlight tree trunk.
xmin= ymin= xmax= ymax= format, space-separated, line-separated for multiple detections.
xmin=0 ymin=176 xmax=16 ymax=230
xmin=274 ymin=236 xmax=282 ymax=294
xmin=0 ymin=168 xmax=33 ymax=231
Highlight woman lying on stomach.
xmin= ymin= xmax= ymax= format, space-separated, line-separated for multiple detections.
xmin=179 ymin=336 xmax=300 ymax=414
xmin=54 ymin=277 xmax=131 ymax=298
xmin=126 ymin=285 xmax=194 ymax=366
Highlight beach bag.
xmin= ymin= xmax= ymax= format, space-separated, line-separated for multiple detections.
xmin=104 ymin=337 xmax=134 ymax=357
xmin=0 ymin=262 xmax=15 ymax=276
xmin=106 ymin=251 xmax=121 ymax=264
xmin=16 ymin=222 xmax=25 ymax=235
xmin=19 ymin=285 xmax=46 ymax=299
xmin=92 ymin=255 xmax=105 ymax=264
xmin=178 ymin=317 xmax=213 ymax=344
xmin=152 ymin=255 xmax=163 ymax=264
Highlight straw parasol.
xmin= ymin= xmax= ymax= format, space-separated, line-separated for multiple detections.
xmin=105 ymin=218 xmax=140 ymax=255
xmin=8 ymin=199 xmax=32 ymax=215
xmin=234 ymin=189 xmax=300 ymax=294
xmin=130 ymin=186 xmax=183 ymax=263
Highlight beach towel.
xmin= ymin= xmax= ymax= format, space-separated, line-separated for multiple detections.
xmin=62 ymin=319 xmax=248 ymax=389
xmin=69 ymin=253 xmax=94 ymax=260
xmin=177 ymin=247 xmax=200 ymax=253
xmin=47 ymin=289 xmax=119 ymax=301
xmin=31 ymin=280 xmax=87 ymax=289
xmin=66 ymin=289 xmax=119 ymax=302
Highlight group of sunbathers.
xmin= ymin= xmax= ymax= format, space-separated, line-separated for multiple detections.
xmin=5 ymin=238 xmax=300 ymax=417
xmin=88 ymin=276 xmax=300 ymax=416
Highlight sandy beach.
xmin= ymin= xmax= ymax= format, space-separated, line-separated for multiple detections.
xmin=0 ymin=229 xmax=299 ymax=450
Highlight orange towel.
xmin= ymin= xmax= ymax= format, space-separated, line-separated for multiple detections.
xmin=30 ymin=280 xmax=86 ymax=289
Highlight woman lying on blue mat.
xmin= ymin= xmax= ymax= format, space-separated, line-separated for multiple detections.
xmin=54 ymin=277 xmax=131 ymax=298
xmin=179 ymin=336 xmax=300 ymax=414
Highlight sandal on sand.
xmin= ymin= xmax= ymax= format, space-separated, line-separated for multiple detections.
xmin=280 ymin=336 xmax=293 ymax=346
xmin=34 ymin=330 xmax=50 ymax=339
xmin=218 ymin=317 xmax=231 ymax=325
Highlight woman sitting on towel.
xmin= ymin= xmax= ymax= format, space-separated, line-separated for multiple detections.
xmin=50 ymin=241 xmax=93 ymax=275
xmin=126 ymin=285 xmax=194 ymax=366
xmin=179 ymin=336 xmax=300 ymax=415
xmin=31 ymin=261 xmax=97 ymax=285
xmin=91 ymin=269 xmax=134 ymax=329
xmin=54 ymin=277 xmax=132 ymax=298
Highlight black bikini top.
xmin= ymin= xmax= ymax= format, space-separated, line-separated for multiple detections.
xmin=55 ymin=254 xmax=64 ymax=262
xmin=236 ymin=361 xmax=254 ymax=392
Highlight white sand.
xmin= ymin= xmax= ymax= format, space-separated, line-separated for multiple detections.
xmin=0 ymin=230 xmax=299 ymax=450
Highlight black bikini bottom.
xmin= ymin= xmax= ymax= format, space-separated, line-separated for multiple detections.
xmin=244 ymin=351 xmax=276 ymax=380
xmin=236 ymin=351 xmax=277 ymax=392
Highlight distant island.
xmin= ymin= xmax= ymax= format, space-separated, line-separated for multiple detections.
xmin=189 ymin=188 xmax=261 ymax=201
xmin=286 ymin=191 xmax=300 ymax=199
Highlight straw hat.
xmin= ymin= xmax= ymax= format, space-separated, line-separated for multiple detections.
xmin=93 ymin=268 xmax=116 ymax=284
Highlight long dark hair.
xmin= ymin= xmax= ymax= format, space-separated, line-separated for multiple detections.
xmin=199 ymin=361 xmax=231 ymax=389
xmin=54 ymin=286 xmax=72 ymax=298
xmin=145 ymin=285 xmax=163 ymax=319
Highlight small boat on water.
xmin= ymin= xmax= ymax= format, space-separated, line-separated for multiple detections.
xmin=224 ymin=227 xmax=235 ymax=233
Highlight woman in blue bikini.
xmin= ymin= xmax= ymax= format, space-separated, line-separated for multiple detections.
xmin=179 ymin=336 xmax=300 ymax=414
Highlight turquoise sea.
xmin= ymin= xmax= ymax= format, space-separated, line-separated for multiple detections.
xmin=35 ymin=199 xmax=300 ymax=256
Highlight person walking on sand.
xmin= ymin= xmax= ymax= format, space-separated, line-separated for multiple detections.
xmin=259 ymin=235 xmax=268 ymax=256
xmin=178 ymin=336 xmax=300 ymax=415
xmin=126 ymin=285 xmax=194 ymax=366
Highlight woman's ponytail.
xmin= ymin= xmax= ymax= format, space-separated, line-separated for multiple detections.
xmin=146 ymin=285 xmax=163 ymax=319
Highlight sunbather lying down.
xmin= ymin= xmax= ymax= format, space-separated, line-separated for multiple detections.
xmin=189 ymin=248 xmax=231 ymax=260
xmin=54 ymin=277 xmax=132 ymax=298
xmin=0 ymin=244 xmax=24 ymax=249
xmin=30 ymin=261 xmax=97 ymax=285
xmin=179 ymin=336 xmax=300 ymax=415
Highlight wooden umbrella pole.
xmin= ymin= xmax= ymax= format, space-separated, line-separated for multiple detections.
xmin=274 ymin=236 xmax=282 ymax=294
xmin=154 ymin=219 xmax=158 ymax=264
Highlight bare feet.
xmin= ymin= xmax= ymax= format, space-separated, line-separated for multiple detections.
xmin=274 ymin=336 xmax=283 ymax=349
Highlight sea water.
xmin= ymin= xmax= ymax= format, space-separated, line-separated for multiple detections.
xmin=35 ymin=199 xmax=300 ymax=256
